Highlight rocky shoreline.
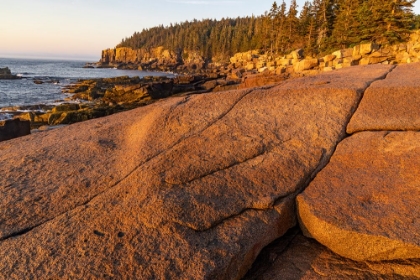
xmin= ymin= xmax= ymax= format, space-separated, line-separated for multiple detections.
xmin=0 ymin=63 xmax=419 ymax=278
xmin=4 ymin=29 xmax=420 ymax=140
xmin=98 ymin=30 xmax=420 ymax=75
xmin=3 ymin=70 xmax=287 ymax=132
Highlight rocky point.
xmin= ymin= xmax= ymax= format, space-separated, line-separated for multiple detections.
xmin=0 ymin=63 xmax=419 ymax=279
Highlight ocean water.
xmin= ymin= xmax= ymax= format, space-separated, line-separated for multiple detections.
xmin=0 ymin=58 xmax=172 ymax=120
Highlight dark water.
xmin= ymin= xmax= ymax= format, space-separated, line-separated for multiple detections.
xmin=0 ymin=58 xmax=172 ymax=120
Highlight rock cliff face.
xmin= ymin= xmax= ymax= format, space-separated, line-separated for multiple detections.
xmin=1 ymin=64 xmax=419 ymax=279
xmin=100 ymin=46 xmax=205 ymax=72
xmin=99 ymin=30 xmax=420 ymax=75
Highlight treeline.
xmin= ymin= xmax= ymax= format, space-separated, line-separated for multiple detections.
xmin=118 ymin=0 xmax=419 ymax=59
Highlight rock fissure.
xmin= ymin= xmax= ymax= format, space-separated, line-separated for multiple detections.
xmin=183 ymin=146 xmax=327 ymax=233
xmin=345 ymin=65 xmax=397 ymax=131
xmin=0 ymin=89 xmax=255 ymax=243
xmin=2 ymin=64 xmax=411 ymax=278
xmin=255 ymin=66 xmax=400 ymax=256
xmin=167 ymin=139 xmax=293 ymax=186
xmin=198 ymin=88 xmax=255 ymax=134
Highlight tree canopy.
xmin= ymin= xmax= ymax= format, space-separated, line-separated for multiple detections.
xmin=117 ymin=0 xmax=417 ymax=59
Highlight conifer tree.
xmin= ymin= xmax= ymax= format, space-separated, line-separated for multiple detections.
xmin=383 ymin=0 xmax=416 ymax=43
xmin=286 ymin=0 xmax=299 ymax=51
xmin=331 ymin=0 xmax=361 ymax=48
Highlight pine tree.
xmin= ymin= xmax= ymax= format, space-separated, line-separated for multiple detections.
xmin=355 ymin=0 xmax=377 ymax=43
xmin=269 ymin=2 xmax=279 ymax=56
xmin=383 ymin=0 xmax=416 ymax=43
xmin=331 ymin=0 xmax=361 ymax=48
xmin=314 ymin=0 xmax=337 ymax=53
xmin=276 ymin=1 xmax=288 ymax=53
xmin=285 ymin=0 xmax=299 ymax=51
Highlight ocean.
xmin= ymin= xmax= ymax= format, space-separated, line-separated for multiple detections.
xmin=0 ymin=58 xmax=171 ymax=120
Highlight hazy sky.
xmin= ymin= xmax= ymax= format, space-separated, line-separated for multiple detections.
xmin=1 ymin=0 xmax=420 ymax=61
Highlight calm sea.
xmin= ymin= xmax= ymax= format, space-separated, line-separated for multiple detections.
xmin=0 ymin=57 xmax=172 ymax=120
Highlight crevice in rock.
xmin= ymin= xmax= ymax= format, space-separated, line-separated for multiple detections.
xmin=166 ymin=139 xmax=292 ymax=186
xmin=0 ymin=226 xmax=36 ymax=241
xmin=242 ymin=227 xmax=301 ymax=280
xmin=183 ymin=145 xmax=327 ymax=232
xmin=344 ymin=65 xmax=398 ymax=135
xmin=235 ymin=67 xmax=401 ymax=278
xmin=0 ymin=69 xmax=398 ymax=242
xmin=0 ymin=88 xmax=256 ymax=243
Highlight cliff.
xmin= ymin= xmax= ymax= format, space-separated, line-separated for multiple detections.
xmin=1 ymin=63 xmax=419 ymax=278
xmin=98 ymin=30 xmax=420 ymax=76
xmin=100 ymin=46 xmax=205 ymax=72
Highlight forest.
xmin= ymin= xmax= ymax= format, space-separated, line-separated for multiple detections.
xmin=117 ymin=0 xmax=419 ymax=60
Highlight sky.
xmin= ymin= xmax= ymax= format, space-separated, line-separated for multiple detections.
xmin=1 ymin=0 xmax=420 ymax=61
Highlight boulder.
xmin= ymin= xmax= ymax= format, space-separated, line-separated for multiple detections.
xmin=396 ymin=51 xmax=411 ymax=63
xmin=246 ymin=62 xmax=255 ymax=70
xmin=200 ymin=80 xmax=218 ymax=90
xmin=278 ymin=58 xmax=291 ymax=66
xmin=332 ymin=50 xmax=342 ymax=59
xmin=0 ymin=118 xmax=31 ymax=142
xmin=298 ymin=131 xmax=420 ymax=261
xmin=359 ymin=57 xmax=370 ymax=65
xmin=244 ymin=229 xmax=420 ymax=279
xmin=291 ymin=49 xmax=304 ymax=60
xmin=0 ymin=64 xmax=393 ymax=279
xmin=347 ymin=63 xmax=420 ymax=133
xmin=355 ymin=43 xmax=380 ymax=56
xmin=323 ymin=54 xmax=336 ymax=62
xmin=341 ymin=48 xmax=353 ymax=58
xmin=294 ymin=58 xmax=319 ymax=72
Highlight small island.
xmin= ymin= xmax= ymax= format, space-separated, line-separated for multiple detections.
xmin=0 ymin=67 xmax=20 ymax=80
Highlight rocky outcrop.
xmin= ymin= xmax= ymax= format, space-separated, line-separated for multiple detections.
xmin=298 ymin=131 xmax=420 ymax=261
xmin=0 ymin=64 xmax=394 ymax=279
xmin=347 ymin=62 xmax=420 ymax=133
xmin=228 ymin=30 xmax=420 ymax=77
xmin=0 ymin=67 xmax=20 ymax=80
xmin=0 ymin=119 xmax=30 ymax=142
xmin=15 ymin=74 xmax=244 ymax=127
xmin=98 ymin=31 xmax=420 ymax=79
xmin=295 ymin=62 xmax=420 ymax=275
xmin=100 ymin=46 xmax=204 ymax=72
xmin=244 ymin=228 xmax=420 ymax=279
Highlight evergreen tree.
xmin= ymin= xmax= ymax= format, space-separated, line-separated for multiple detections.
xmin=116 ymin=0 xmax=418 ymax=61
xmin=285 ymin=0 xmax=300 ymax=51
xmin=383 ymin=0 xmax=416 ymax=43
xmin=331 ymin=0 xmax=361 ymax=48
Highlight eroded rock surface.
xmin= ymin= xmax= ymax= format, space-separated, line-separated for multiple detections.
xmin=244 ymin=228 xmax=420 ymax=280
xmin=0 ymin=65 xmax=393 ymax=279
xmin=348 ymin=63 xmax=420 ymax=133
xmin=298 ymin=131 xmax=420 ymax=262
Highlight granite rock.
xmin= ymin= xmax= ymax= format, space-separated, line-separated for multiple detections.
xmin=298 ymin=131 xmax=420 ymax=261
xmin=0 ymin=65 xmax=393 ymax=279
xmin=244 ymin=229 xmax=420 ymax=280
xmin=348 ymin=63 xmax=420 ymax=133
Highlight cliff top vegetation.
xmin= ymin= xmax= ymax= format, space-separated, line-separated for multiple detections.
xmin=117 ymin=0 xmax=419 ymax=59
